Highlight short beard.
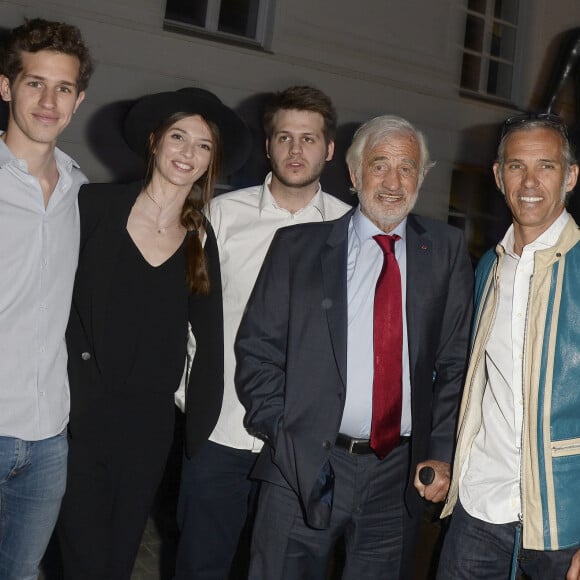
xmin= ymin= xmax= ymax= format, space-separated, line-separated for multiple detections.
xmin=270 ymin=158 xmax=326 ymax=191
xmin=361 ymin=188 xmax=418 ymax=232
xmin=272 ymin=171 xmax=321 ymax=190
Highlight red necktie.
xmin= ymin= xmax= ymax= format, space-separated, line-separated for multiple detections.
xmin=370 ymin=234 xmax=403 ymax=459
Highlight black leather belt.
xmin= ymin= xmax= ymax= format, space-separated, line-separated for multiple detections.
xmin=335 ymin=433 xmax=411 ymax=455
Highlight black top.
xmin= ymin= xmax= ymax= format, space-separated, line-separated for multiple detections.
xmin=101 ymin=230 xmax=188 ymax=395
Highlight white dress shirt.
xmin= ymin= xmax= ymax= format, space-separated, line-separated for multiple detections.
xmin=0 ymin=136 xmax=87 ymax=440
xmin=460 ymin=210 xmax=569 ymax=523
xmin=208 ymin=172 xmax=351 ymax=451
xmin=339 ymin=208 xmax=412 ymax=438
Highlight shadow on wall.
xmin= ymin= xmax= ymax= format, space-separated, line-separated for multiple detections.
xmin=0 ymin=26 xmax=10 ymax=131
xmin=535 ymin=27 xmax=580 ymax=221
xmin=86 ymin=99 xmax=144 ymax=183
xmin=453 ymin=122 xmax=511 ymax=262
xmin=0 ymin=100 xmax=7 ymax=132
xmin=321 ymin=121 xmax=360 ymax=207
xmin=225 ymin=90 xmax=271 ymax=192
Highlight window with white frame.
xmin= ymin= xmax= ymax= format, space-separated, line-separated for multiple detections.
xmin=460 ymin=0 xmax=519 ymax=101
xmin=164 ymin=0 xmax=274 ymax=48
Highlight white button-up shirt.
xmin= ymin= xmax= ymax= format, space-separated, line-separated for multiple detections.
xmin=0 ymin=136 xmax=86 ymax=440
xmin=460 ymin=210 xmax=569 ymax=523
xmin=208 ymin=173 xmax=351 ymax=451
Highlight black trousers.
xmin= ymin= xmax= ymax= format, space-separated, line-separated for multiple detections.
xmin=175 ymin=439 xmax=259 ymax=580
xmin=57 ymin=395 xmax=175 ymax=580
xmin=249 ymin=439 xmax=419 ymax=580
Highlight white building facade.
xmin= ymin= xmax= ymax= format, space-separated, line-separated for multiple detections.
xmin=1 ymin=0 xmax=579 ymax=255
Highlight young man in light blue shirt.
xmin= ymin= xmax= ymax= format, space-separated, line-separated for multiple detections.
xmin=0 ymin=18 xmax=93 ymax=578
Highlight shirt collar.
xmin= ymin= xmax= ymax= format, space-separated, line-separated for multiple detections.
xmin=352 ymin=205 xmax=407 ymax=243
xmin=500 ymin=209 xmax=570 ymax=256
xmin=0 ymin=130 xmax=79 ymax=174
xmin=258 ymin=171 xmax=325 ymax=216
xmin=0 ymin=133 xmax=17 ymax=167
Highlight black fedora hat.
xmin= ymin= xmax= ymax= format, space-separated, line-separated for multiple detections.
xmin=123 ymin=87 xmax=251 ymax=176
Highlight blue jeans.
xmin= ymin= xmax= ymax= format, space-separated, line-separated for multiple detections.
xmin=437 ymin=500 xmax=579 ymax=580
xmin=0 ymin=431 xmax=68 ymax=580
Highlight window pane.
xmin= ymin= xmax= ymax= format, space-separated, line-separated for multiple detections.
xmin=461 ymin=53 xmax=482 ymax=91
xmin=467 ymin=0 xmax=487 ymax=14
xmin=166 ymin=0 xmax=208 ymax=27
xmin=490 ymin=22 xmax=516 ymax=60
xmin=494 ymin=0 xmax=518 ymax=24
xmin=218 ymin=0 xmax=260 ymax=38
xmin=487 ymin=59 xmax=513 ymax=99
xmin=464 ymin=14 xmax=485 ymax=52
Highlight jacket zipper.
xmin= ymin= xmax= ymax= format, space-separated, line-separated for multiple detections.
xmin=551 ymin=440 xmax=580 ymax=456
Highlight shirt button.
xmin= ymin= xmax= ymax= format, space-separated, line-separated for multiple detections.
xmin=322 ymin=440 xmax=332 ymax=449
xmin=39 ymin=346 xmax=45 ymax=353
xmin=81 ymin=352 xmax=91 ymax=361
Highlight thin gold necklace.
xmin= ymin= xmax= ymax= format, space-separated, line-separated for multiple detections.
xmin=143 ymin=189 xmax=182 ymax=234
xmin=145 ymin=189 xmax=163 ymax=211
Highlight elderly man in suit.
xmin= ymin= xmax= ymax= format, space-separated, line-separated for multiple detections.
xmin=235 ymin=114 xmax=473 ymax=579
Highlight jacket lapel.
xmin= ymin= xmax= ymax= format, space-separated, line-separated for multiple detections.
xmin=91 ymin=184 xmax=141 ymax=375
xmin=405 ymin=215 xmax=432 ymax=381
xmin=320 ymin=210 xmax=353 ymax=388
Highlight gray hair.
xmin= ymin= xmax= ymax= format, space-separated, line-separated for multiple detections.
xmin=346 ymin=115 xmax=435 ymax=190
xmin=497 ymin=119 xmax=576 ymax=169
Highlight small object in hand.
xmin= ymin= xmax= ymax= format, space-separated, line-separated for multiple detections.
xmin=419 ymin=466 xmax=435 ymax=485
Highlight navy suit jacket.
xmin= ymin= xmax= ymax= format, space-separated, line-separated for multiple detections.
xmin=235 ymin=210 xmax=473 ymax=529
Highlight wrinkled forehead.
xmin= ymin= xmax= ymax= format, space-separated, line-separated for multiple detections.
xmin=364 ymin=131 xmax=420 ymax=162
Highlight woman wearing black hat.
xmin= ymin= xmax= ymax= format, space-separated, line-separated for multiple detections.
xmin=57 ymin=88 xmax=250 ymax=580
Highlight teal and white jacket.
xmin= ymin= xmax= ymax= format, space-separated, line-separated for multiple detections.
xmin=442 ymin=216 xmax=580 ymax=551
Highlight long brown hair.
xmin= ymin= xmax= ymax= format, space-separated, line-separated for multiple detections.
xmin=144 ymin=112 xmax=222 ymax=294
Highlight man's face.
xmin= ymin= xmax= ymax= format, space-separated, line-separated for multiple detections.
xmin=351 ymin=131 xmax=421 ymax=232
xmin=493 ymin=127 xmax=579 ymax=240
xmin=266 ymin=109 xmax=334 ymax=191
xmin=0 ymin=50 xmax=85 ymax=148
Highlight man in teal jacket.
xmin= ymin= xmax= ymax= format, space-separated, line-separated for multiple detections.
xmin=438 ymin=112 xmax=580 ymax=579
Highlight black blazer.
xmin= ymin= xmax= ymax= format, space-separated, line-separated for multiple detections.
xmin=235 ymin=210 xmax=473 ymax=528
xmin=66 ymin=182 xmax=224 ymax=458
